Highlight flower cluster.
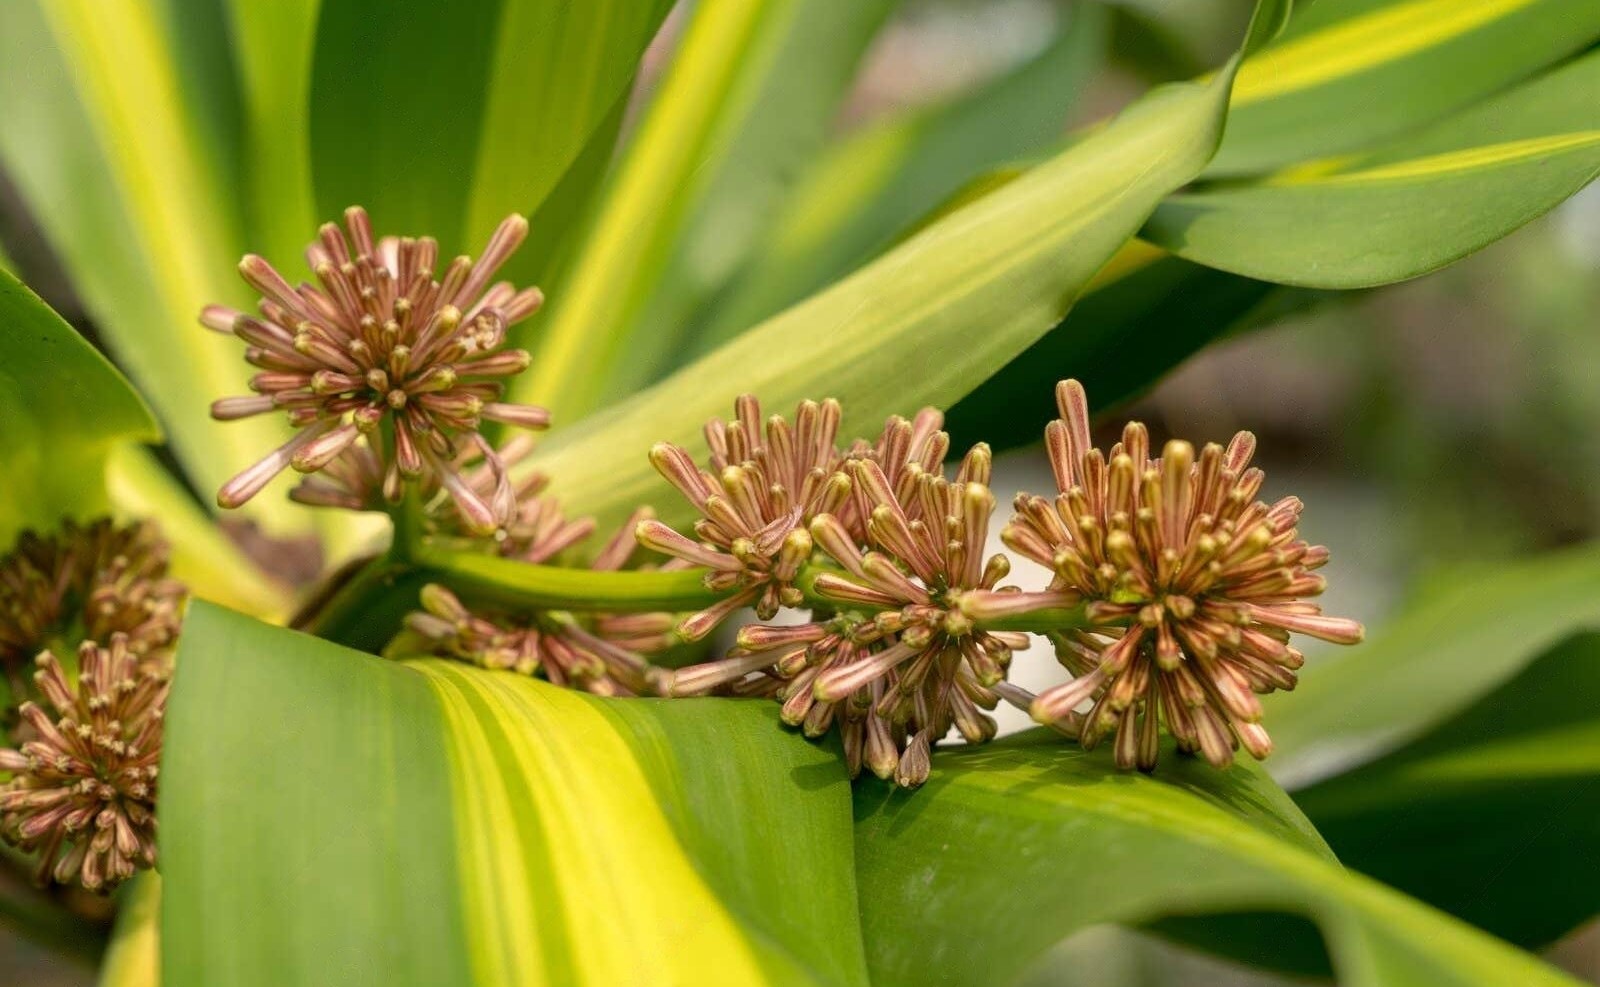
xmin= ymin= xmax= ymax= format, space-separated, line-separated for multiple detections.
xmin=205 ymin=207 xmax=550 ymax=533
xmin=202 ymin=213 xmax=1368 ymax=787
xmin=637 ymin=396 xmax=851 ymax=639
xmin=0 ymin=519 xmax=184 ymax=732
xmin=638 ymin=397 xmax=953 ymax=641
xmin=777 ymin=454 xmax=1022 ymax=787
xmin=648 ymin=397 xmax=1024 ymax=786
xmin=0 ymin=637 xmax=165 ymax=892
xmin=390 ymin=509 xmax=674 ymax=696
xmin=0 ymin=520 xmax=181 ymax=892
xmin=966 ymin=380 xmax=1364 ymax=770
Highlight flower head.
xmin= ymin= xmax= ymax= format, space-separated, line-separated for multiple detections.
xmin=636 ymin=395 xmax=851 ymax=639
xmin=972 ymin=380 xmax=1364 ymax=771
xmin=391 ymin=510 xmax=672 ymax=696
xmin=204 ymin=207 xmax=550 ymax=533
xmin=664 ymin=444 xmax=1022 ymax=788
xmin=0 ymin=636 xmax=165 ymax=892
xmin=835 ymin=406 xmax=949 ymax=541
xmin=807 ymin=451 xmax=1022 ymax=784
xmin=0 ymin=519 xmax=184 ymax=727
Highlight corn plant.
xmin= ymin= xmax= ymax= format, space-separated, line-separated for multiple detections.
xmin=2 ymin=0 xmax=1599 ymax=984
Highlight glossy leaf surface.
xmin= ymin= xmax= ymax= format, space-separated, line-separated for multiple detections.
xmin=0 ymin=268 xmax=158 ymax=547
xmin=854 ymin=732 xmax=1582 ymax=987
xmin=161 ymin=603 xmax=867 ymax=986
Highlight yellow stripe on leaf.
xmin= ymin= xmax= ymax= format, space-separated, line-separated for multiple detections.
xmin=38 ymin=0 xmax=300 ymax=531
xmin=1271 ymin=131 xmax=1600 ymax=186
xmin=1232 ymin=0 xmax=1540 ymax=106
xmin=418 ymin=663 xmax=775 ymax=986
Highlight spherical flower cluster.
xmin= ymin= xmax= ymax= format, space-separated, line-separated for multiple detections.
xmin=637 ymin=396 xmax=851 ymax=639
xmin=637 ymin=396 xmax=954 ymax=643
xmin=0 ymin=519 xmax=184 ymax=733
xmin=204 ymin=207 xmax=550 ymax=533
xmin=659 ymin=427 xmax=1023 ymax=787
xmin=966 ymin=380 xmax=1364 ymax=770
xmin=0 ymin=637 xmax=165 ymax=892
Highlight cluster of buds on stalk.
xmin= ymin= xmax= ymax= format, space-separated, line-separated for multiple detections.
xmin=199 ymin=208 xmax=1368 ymax=788
xmin=963 ymin=381 xmax=1365 ymax=770
xmin=638 ymin=383 xmax=1364 ymax=785
xmin=0 ymin=637 xmax=164 ymax=892
xmin=0 ymin=519 xmax=183 ymax=892
xmin=645 ymin=398 xmax=1024 ymax=786
xmin=637 ymin=397 xmax=851 ymax=639
xmin=0 ymin=519 xmax=183 ymax=735
xmin=205 ymin=207 xmax=550 ymax=534
xmin=390 ymin=509 xmax=676 ymax=696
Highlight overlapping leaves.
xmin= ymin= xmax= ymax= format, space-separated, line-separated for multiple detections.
xmin=1 ymin=0 xmax=1598 ymax=984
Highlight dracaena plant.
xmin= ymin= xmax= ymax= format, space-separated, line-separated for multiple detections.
xmin=1 ymin=1 xmax=1599 ymax=985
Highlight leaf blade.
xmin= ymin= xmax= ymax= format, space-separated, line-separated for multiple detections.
xmin=1211 ymin=0 xmax=1600 ymax=174
xmin=854 ymin=732 xmax=1582 ymax=987
xmin=0 ymin=0 xmax=293 ymax=523
xmin=1148 ymin=47 xmax=1600 ymax=288
xmin=686 ymin=4 xmax=1110 ymax=359
xmin=0 ymin=269 xmax=158 ymax=547
xmin=1264 ymin=545 xmax=1600 ymax=787
xmin=1292 ymin=633 xmax=1600 ymax=952
xmin=515 ymin=0 xmax=898 ymax=421
xmin=527 ymin=7 xmax=1291 ymax=531
xmin=161 ymin=602 xmax=868 ymax=986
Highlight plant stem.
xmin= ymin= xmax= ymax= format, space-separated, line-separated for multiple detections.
xmin=411 ymin=544 xmax=725 ymax=612
xmin=292 ymin=554 xmax=412 ymax=642
xmin=298 ymin=538 xmax=1087 ymax=649
xmin=969 ymin=605 xmax=1091 ymax=634
xmin=389 ymin=486 xmax=425 ymax=564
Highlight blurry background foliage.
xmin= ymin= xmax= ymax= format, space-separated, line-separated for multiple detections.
xmin=1 ymin=0 xmax=1598 ymax=984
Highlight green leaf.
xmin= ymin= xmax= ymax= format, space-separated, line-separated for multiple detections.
xmin=0 ymin=268 xmax=158 ymax=548
xmin=459 ymin=0 xmax=677 ymax=258
xmin=1147 ymin=48 xmax=1600 ymax=288
xmin=99 ymin=873 xmax=160 ymax=987
xmin=0 ymin=0 xmax=295 ymax=528
xmin=310 ymin=0 xmax=669 ymax=253
xmin=162 ymin=602 xmax=868 ymax=986
xmin=853 ymin=731 xmax=1582 ymax=987
xmin=1210 ymin=0 xmax=1600 ymax=175
xmin=515 ymin=0 xmax=898 ymax=422
xmin=528 ymin=0 xmax=1293 ymax=532
xmin=222 ymin=0 xmax=321 ymax=266
xmin=684 ymin=4 xmax=1109 ymax=363
xmin=945 ymin=249 xmax=1301 ymax=453
xmin=1264 ymin=544 xmax=1600 ymax=787
xmin=1293 ymin=632 xmax=1600 ymax=953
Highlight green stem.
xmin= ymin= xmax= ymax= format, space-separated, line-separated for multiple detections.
xmin=298 ymin=539 xmax=1085 ymax=650
xmin=969 ymin=605 xmax=1092 ymax=634
xmin=389 ymin=487 xmax=426 ymax=564
xmin=412 ymin=544 xmax=725 ymax=612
